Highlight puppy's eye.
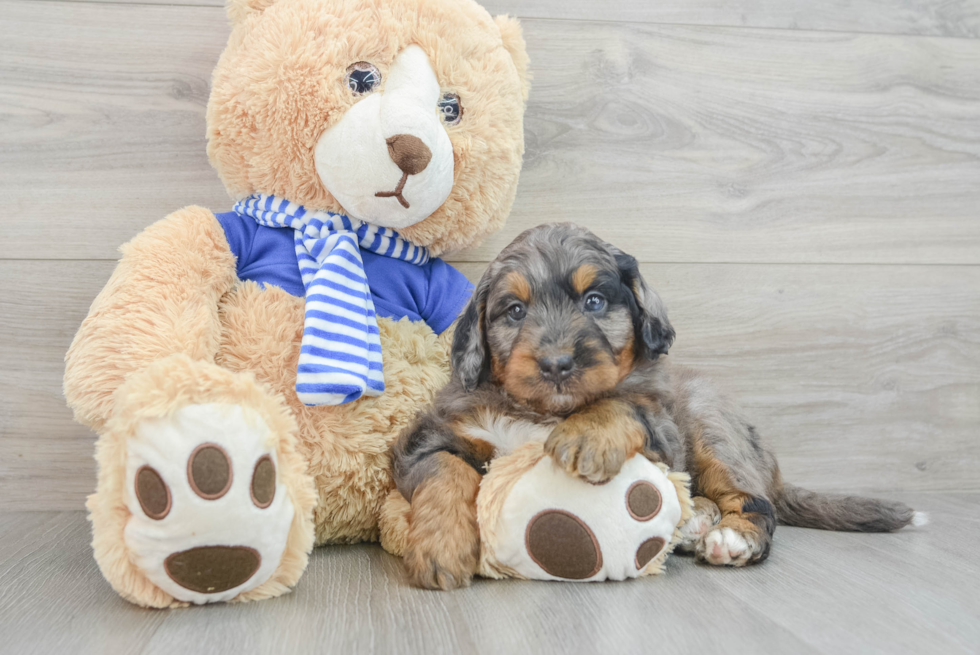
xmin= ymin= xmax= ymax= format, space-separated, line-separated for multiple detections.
xmin=439 ymin=93 xmax=463 ymax=126
xmin=346 ymin=62 xmax=381 ymax=96
xmin=507 ymin=303 xmax=526 ymax=321
xmin=584 ymin=293 xmax=607 ymax=313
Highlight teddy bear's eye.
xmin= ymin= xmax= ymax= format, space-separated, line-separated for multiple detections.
xmin=345 ymin=62 xmax=381 ymax=96
xmin=438 ymin=93 xmax=463 ymax=126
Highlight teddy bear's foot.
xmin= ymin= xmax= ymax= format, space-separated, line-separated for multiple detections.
xmin=676 ymin=496 xmax=721 ymax=554
xmin=124 ymin=402 xmax=297 ymax=603
xmin=478 ymin=446 xmax=691 ymax=581
xmin=89 ymin=355 xmax=316 ymax=607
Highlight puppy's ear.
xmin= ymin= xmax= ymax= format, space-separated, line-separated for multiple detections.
xmin=451 ymin=274 xmax=492 ymax=392
xmin=613 ymin=249 xmax=675 ymax=359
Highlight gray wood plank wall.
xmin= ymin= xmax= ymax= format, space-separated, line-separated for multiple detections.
xmin=1 ymin=0 xmax=978 ymax=511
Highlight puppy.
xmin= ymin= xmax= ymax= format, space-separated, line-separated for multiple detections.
xmin=391 ymin=223 xmax=921 ymax=590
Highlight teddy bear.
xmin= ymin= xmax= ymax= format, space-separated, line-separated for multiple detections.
xmin=63 ymin=0 xmax=530 ymax=607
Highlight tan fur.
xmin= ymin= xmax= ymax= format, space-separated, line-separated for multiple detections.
xmin=403 ymin=453 xmax=482 ymax=590
xmin=692 ymin=436 xmax=751 ymax=516
xmin=572 ymin=345 xmax=621 ymax=404
xmin=690 ymin=435 xmax=766 ymax=548
xmin=217 ymin=282 xmax=454 ymax=545
xmin=64 ymin=206 xmax=237 ymax=432
xmin=493 ymin=15 xmax=531 ymax=103
xmin=544 ymin=398 xmax=647 ymax=484
xmin=378 ymin=488 xmax=412 ymax=557
xmin=571 ymin=264 xmax=597 ymax=295
xmin=504 ymin=271 xmax=532 ymax=303
xmin=208 ymin=0 xmax=529 ymax=257
xmin=616 ymin=332 xmax=635 ymax=381
xmin=88 ymin=354 xmax=316 ymax=608
xmin=498 ymin=339 xmax=541 ymax=401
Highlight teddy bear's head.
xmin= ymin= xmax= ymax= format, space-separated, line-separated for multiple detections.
xmin=207 ymin=0 xmax=529 ymax=256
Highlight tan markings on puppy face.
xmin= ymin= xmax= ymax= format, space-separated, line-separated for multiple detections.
xmin=504 ymin=271 xmax=532 ymax=304
xmin=573 ymin=346 xmax=620 ymax=405
xmin=616 ymin=330 xmax=635 ymax=381
xmin=571 ymin=264 xmax=597 ymax=295
xmin=499 ymin=337 xmax=543 ymax=403
xmin=404 ymin=453 xmax=481 ymax=590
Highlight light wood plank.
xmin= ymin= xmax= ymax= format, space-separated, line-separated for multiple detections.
xmin=2 ymin=1 xmax=979 ymax=263
xmin=707 ymin=492 xmax=980 ymax=655
xmin=0 ymin=511 xmax=170 ymax=655
xmin=2 ymin=260 xmax=977 ymax=511
xmin=59 ymin=0 xmax=980 ymax=39
xmin=1 ymin=502 xmax=977 ymax=654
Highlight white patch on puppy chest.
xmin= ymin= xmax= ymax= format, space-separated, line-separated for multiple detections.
xmin=463 ymin=411 xmax=554 ymax=457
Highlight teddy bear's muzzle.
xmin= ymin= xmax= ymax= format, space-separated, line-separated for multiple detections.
xmin=314 ymin=45 xmax=455 ymax=228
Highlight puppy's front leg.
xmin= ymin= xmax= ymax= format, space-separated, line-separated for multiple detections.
xmin=391 ymin=415 xmax=493 ymax=590
xmin=545 ymin=397 xmax=648 ymax=484
xmin=403 ymin=453 xmax=482 ymax=590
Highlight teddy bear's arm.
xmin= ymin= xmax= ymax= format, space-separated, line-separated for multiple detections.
xmin=64 ymin=206 xmax=238 ymax=431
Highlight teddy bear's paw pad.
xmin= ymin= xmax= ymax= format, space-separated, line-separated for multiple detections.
xmin=526 ymin=510 xmax=603 ymax=579
xmin=164 ymin=546 xmax=260 ymax=594
xmin=626 ymin=481 xmax=662 ymax=521
xmin=635 ymin=537 xmax=667 ymax=569
xmin=124 ymin=403 xmax=294 ymax=604
xmin=491 ymin=455 xmax=682 ymax=581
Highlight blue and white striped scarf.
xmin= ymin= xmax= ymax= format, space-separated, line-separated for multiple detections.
xmin=233 ymin=194 xmax=429 ymax=406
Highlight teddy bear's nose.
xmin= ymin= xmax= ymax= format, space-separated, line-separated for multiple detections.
xmin=385 ymin=134 xmax=432 ymax=176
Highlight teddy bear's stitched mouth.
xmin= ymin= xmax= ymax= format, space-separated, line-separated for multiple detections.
xmin=375 ymin=171 xmax=411 ymax=209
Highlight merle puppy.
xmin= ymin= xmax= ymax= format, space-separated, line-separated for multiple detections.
xmin=391 ymin=223 xmax=922 ymax=590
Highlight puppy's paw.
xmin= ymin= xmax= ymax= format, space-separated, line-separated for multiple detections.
xmin=676 ymin=496 xmax=721 ymax=553
xmin=696 ymin=526 xmax=758 ymax=567
xmin=403 ymin=539 xmax=478 ymax=591
xmin=544 ymin=423 xmax=628 ymax=484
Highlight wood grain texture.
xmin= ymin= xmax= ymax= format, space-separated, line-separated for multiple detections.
xmin=0 ymin=499 xmax=977 ymax=654
xmin=2 ymin=1 xmax=980 ymax=263
xmin=55 ymin=0 xmax=980 ymax=39
xmin=2 ymin=259 xmax=977 ymax=511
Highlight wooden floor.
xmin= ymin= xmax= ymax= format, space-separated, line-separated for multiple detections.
xmin=2 ymin=0 xmax=980 ymax=652
xmin=2 ymin=492 xmax=978 ymax=655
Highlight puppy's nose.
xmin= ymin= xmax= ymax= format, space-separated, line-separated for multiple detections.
xmin=538 ymin=355 xmax=575 ymax=382
xmin=386 ymin=134 xmax=431 ymax=175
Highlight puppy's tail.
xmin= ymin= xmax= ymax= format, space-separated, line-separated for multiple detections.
xmin=774 ymin=483 xmax=927 ymax=532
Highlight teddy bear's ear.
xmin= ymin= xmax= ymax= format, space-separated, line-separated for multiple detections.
xmin=494 ymin=15 xmax=531 ymax=103
xmin=226 ymin=0 xmax=278 ymax=25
